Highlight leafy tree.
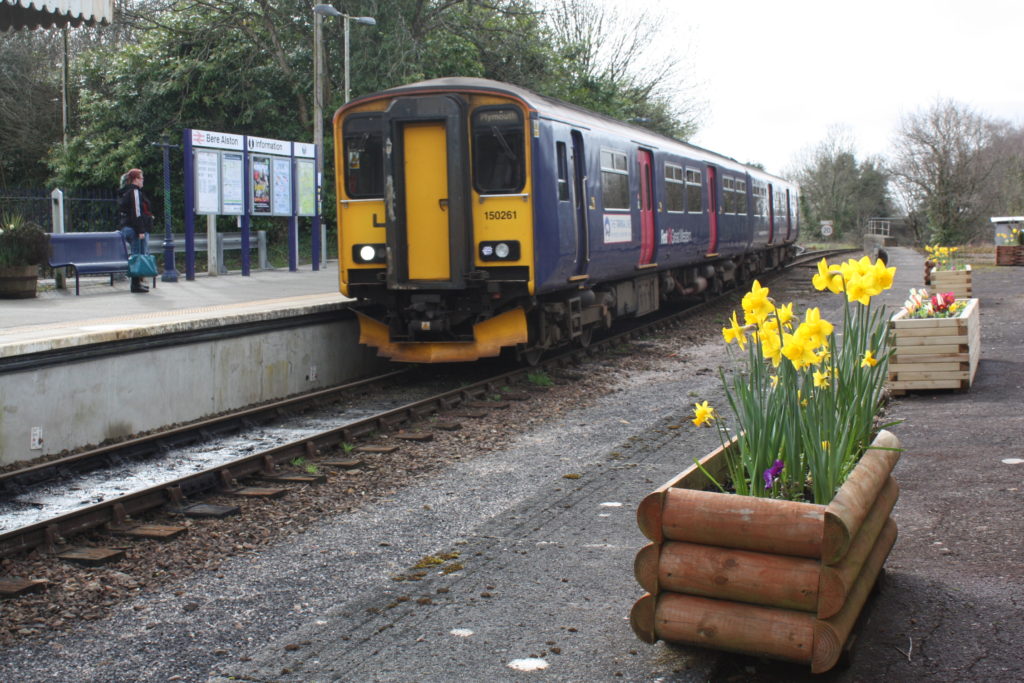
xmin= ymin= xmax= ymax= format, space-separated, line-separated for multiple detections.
xmin=0 ymin=30 xmax=65 ymax=187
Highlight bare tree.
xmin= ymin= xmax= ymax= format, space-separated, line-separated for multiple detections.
xmin=888 ymin=100 xmax=999 ymax=244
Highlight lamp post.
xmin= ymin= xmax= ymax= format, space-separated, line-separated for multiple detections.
xmin=312 ymin=4 xmax=375 ymax=266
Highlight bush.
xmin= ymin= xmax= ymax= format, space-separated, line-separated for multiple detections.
xmin=0 ymin=213 xmax=49 ymax=267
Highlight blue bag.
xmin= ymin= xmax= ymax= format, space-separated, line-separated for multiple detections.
xmin=128 ymin=253 xmax=158 ymax=278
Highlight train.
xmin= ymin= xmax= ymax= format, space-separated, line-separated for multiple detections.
xmin=332 ymin=77 xmax=799 ymax=363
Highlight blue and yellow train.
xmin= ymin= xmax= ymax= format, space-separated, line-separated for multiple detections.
xmin=333 ymin=77 xmax=798 ymax=363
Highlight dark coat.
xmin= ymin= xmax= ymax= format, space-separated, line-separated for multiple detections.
xmin=118 ymin=185 xmax=154 ymax=231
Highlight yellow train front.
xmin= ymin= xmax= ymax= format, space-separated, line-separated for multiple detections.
xmin=334 ymin=78 xmax=541 ymax=362
xmin=333 ymin=78 xmax=798 ymax=363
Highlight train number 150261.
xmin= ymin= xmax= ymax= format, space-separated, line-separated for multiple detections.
xmin=484 ymin=210 xmax=517 ymax=220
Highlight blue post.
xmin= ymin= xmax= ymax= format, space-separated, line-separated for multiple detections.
xmin=289 ymin=143 xmax=298 ymax=272
xmin=242 ymin=136 xmax=251 ymax=276
xmin=182 ymin=129 xmax=196 ymax=280
xmin=160 ymin=135 xmax=180 ymax=282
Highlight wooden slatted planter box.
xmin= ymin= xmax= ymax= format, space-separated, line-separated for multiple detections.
xmin=630 ymin=430 xmax=901 ymax=674
xmin=995 ymin=245 xmax=1024 ymax=266
xmin=928 ymin=265 xmax=972 ymax=298
xmin=888 ymin=298 xmax=980 ymax=395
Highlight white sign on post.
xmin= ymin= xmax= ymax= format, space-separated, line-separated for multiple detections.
xmin=195 ymin=149 xmax=220 ymax=215
xmin=296 ymin=159 xmax=316 ymax=217
xmin=221 ymin=152 xmax=245 ymax=215
xmin=272 ymin=156 xmax=293 ymax=216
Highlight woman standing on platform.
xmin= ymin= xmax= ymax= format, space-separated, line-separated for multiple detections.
xmin=118 ymin=168 xmax=153 ymax=293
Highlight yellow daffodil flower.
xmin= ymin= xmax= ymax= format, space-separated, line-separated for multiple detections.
xmin=691 ymin=401 xmax=715 ymax=427
xmin=721 ymin=310 xmax=747 ymax=349
xmin=741 ymin=280 xmax=774 ymax=325
xmin=861 ymin=350 xmax=879 ymax=368
xmin=812 ymin=259 xmax=844 ymax=294
xmin=813 ymin=369 xmax=831 ymax=389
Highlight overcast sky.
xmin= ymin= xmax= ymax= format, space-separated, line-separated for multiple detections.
xmin=606 ymin=0 xmax=1024 ymax=176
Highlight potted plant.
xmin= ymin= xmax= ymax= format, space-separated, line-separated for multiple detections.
xmin=0 ymin=213 xmax=49 ymax=299
xmin=923 ymin=244 xmax=972 ymax=298
xmin=995 ymin=227 xmax=1024 ymax=266
xmin=631 ymin=256 xmax=901 ymax=673
xmin=887 ymin=288 xmax=980 ymax=394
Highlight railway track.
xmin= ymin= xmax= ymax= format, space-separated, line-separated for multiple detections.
xmin=0 ymin=248 xmax=854 ymax=581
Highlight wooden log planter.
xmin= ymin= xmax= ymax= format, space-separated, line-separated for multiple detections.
xmin=928 ymin=265 xmax=972 ymax=299
xmin=888 ymin=298 xmax=980 ymax=395
xmin=630 ymin=430 xmax=901 ymax=674
xmin=995 ymin=245 xmax=1024 ymax=266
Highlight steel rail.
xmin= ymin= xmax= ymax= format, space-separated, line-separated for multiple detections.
xmin=0 ymin=249 xmax=857 ymax=558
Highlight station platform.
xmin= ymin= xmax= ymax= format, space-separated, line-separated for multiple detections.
xmin=0 ymin=263 xmax=380 ymax=466
xmin=0 ymin=263 xmax=349 ymax=359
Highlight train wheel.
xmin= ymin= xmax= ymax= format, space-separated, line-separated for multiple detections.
xmin=576 ymin=326 xmax=594 ymax=349
xmin=522 ymin=348 xmax=544 ymax=366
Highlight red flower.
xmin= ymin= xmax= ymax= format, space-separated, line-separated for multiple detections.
xmin=930 ymin=292 xmax=955 ymax=311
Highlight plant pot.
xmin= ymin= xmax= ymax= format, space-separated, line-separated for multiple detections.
xmin=630 ymin=430 xmax=901 ymax=674
xmin=995 ymin=245 xmax=1024 ymax=266
xmin=0 ymin=265 xmax=39 ymax=299
xmin=928 ymin=265 xmax=972 ymax=298
xmin=888 ymin=298 xmax=980 ymax=394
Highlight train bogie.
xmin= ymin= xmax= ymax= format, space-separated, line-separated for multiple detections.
xmin=333 ymin=78 xmax=798 ymax=363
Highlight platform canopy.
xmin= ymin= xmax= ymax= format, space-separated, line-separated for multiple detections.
xmin=1 ymin=0 xmax=113 ymax=31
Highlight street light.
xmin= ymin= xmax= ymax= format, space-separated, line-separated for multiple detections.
xmin=312 ymin=4 xmax=375 ymax=264
xmin=313 ymin=4 xmax=376 ymax=172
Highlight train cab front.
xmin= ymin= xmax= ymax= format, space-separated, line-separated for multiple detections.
xmin=334 ymin=83 xmax=535 ymax=362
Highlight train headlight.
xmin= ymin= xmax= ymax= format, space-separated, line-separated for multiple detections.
xmin=479 ymin=240 xmax=520 ymax=261
xmin=353 ymin=243 xmax=386 ymax=264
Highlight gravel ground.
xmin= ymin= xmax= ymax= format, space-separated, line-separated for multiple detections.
xmin=1 ymin=250 xmax=1019 ymax=682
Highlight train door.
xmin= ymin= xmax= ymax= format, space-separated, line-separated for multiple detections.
xmin=571 ymin=131 xmax=589 ymax=277
xmin=767 ymin=183 xmax=775 ymax=243
xmin=638 ymin=149 xmax=655 ymax=265
xmin=706 ymin=165 xmax=719 ymax=255
xmin=785 ymin=188 xmax=793 ymax=241
xmin=403 ymin=122 xmax=450 ymax=280
xmin=385 ymin=94 xmax=469 ymax=289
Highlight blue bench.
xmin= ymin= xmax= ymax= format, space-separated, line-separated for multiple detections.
xmin=48 ymin=232 xmax=157 ymax=295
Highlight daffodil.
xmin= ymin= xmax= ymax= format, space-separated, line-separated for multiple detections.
xmin=721 ymin=311 xmax=747 ymax=350
xmin=812 ymin=258 xmax=844 ymax=294
xmin=797 ymin=308 xmax=833 ymax=348
xmin=861 ymin=350 xmax=879 ymax=368
xmin=774 ymin=302 xmax=796 ymax=328
xmin=742 ymin=280 xmax=774 ymax=325
xmin=691 ymin=401 xmax=715 ymax=427
xmin=813 ymin=369 xmax=831 ymax=389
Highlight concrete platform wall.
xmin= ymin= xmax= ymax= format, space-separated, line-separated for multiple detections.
xmin=0 ymin=319 xmax=387 ymax=466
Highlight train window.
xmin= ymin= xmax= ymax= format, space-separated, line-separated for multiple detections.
xmin=723 ymin=177 xmax=735 ymax=214
xmin=754 ymin=184 xmax=767 ymax=217
xmin=736 ymin=179 xmax=747 ymax=216
xmin=665 ymin=164 xmax=684 ymax=213
xmin=344 ymin=131 xmax=384 ymax=199
xmin=600 ymin=149 xmax=629 ymax=210
xmin=556 ymin=142 xmax=570 ymax=201
xmin=685 ymin=168 xmax=702 ymax=213
xmin=472 ymin=107 xmax=525 ymax=194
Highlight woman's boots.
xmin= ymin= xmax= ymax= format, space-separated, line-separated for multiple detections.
xmin=130 ymin=277 xmax=149 ymax=293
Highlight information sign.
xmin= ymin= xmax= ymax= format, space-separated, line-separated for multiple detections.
xmin=296 ymin=159 xmax=316 ymax=217
xmin=272 ymin=156 xmax=292 ymax=216
xmin=221 ymin=152 xmax=244 ymax=215
xmin=251 ymin=155 xmax=272 ymax=214
xmin=194 ymin=149 xmax=220 ymax=215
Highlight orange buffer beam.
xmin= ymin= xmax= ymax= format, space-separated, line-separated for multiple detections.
xmin=356 ymin=308 xmax=528 ymax=363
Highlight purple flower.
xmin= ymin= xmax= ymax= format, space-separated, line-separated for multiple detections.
xmin=763 ymin=459 xmax=784 ymax=489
